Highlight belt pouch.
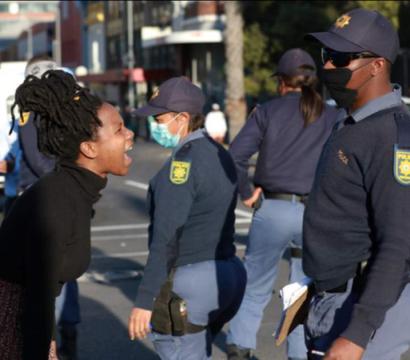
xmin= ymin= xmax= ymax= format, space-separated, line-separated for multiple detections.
xmin=151 ymin=276 xmax=173 ymax=334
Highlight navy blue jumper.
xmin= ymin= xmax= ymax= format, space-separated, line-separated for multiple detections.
xmin=229 ymin=92 xmax=340 ymax=200
xmin=18 ymin=113 xmax=55 ymax=190
xmin=303 ymin=87 xmax=410 ymax=348
xmin=135 ymin=130 xmax=238 ymax=310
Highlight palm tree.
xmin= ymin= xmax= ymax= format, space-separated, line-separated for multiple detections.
xmin=224 ymin=0 xmax=247 ymax=142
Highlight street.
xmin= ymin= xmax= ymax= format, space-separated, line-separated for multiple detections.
xmin=0 ymin=2 xmax=408 ymax=360
xmin=77 ymin=139 xmax=287 ymax=359
xmin=76 ymin=139 xmax=410 ymax=360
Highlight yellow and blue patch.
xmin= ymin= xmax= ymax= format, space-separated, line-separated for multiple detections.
xmin=19 ymin=112 xmax=30 ymax=127
xmin=394 ymin=146 xmax=410 ymax=185
xmin=170 ymin=160 xmax=191 ymax=185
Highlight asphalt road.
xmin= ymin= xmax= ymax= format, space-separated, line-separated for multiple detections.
xmin=70 ymin=139 xmax=410 ymax=360
xmin=76 ymin=140 xmax=287 ymax=360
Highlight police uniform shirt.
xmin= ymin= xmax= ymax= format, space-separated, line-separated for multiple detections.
xmin=230 ymin=92 xmax=340 ymax=200
xmin=0 ymin=161 xmax=106 ymax=359
xmin=135 ymin=129 xmax=237 ymax=310
xmin=303 ymin=85 xmax=410 ymax=348
xmin=18 ymin=112 xmax=55 ymax=190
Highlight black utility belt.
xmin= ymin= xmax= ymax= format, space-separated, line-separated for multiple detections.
xmin=318 ymin=261 xmax=368 ymax=294
xmin=263 ymin=191 xmax=309 ymax=204
xmin=151 ymin=271 xmax=206 ymax=336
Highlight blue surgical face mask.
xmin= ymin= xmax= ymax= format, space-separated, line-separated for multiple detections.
xmin=148 ymin=113 xmax=182 ymax=148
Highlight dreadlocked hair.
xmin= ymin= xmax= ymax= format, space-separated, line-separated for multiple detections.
xmin=11 ymin=69 xmax=103 ymax=161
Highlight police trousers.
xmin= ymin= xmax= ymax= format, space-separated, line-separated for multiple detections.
xmin=149 ymin=257 xmax=246 ymax=360
xmin=305 ymin=280 xmax=410 ymax=360
xmin=226 ymin=198 xmax=307 ymax=359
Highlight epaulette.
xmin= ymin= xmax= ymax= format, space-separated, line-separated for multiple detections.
xmin=174 ymin=142 xmax=192 ymax=161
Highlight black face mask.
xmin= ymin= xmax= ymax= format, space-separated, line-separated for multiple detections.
xmin=321 ymin=61 xmax=374 ymax=109
xmin=321 ymin=68 xmax=357 ymax=109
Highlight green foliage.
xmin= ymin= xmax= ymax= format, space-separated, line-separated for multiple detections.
xmin=242 ymin=0 xmax=352 ymax=101
xmin=243 ymin=23 xmax=276 ymax=98
xmin=357 ymin=0 xmax=400 ymax=28
xmin=242 ymin=0 xmax=408 ymax=102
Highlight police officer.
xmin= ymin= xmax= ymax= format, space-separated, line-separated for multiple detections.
xmin=128 ymin=77 xmax=247 ymax=359
xmin=19 ymin=55 xmax=56 ymax=192
xmin=226 ymin=49 xmax=339 ymax=360
xmin=303 ymin=8 xmax=410 ymax=360
xmin=19 ymin=56 xmax=80 ymax=360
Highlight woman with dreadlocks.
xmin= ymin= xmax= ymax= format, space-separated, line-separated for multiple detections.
xmin=0 ymin=70 xmax=134 ymax=359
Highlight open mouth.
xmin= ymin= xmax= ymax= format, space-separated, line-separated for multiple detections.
xmin=124 ymin=143 xmax=133 ymax=165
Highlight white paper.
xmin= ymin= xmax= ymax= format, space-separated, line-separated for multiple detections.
xmin=280 ymin=277 xmax=312 ymax=310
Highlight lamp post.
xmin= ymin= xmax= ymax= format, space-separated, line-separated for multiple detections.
xmin=54 ymin=2 xmax=61 ymax=66
xmin=127 ymin=0 xmax=135 ymax=109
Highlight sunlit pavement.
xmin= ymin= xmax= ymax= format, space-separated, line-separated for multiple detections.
xmin=65 ymin=139 xmax=410 ymax=359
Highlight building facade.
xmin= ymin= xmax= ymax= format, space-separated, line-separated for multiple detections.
xmin=77 ymin=0 xmax=226 ymax=111
xmin=60 ymin=0 xmax=83 ymax=69
xmin=0 ymin=1 xmax=57 ymax=61
xmin=0 ymin=1 xmax=227 ymax=112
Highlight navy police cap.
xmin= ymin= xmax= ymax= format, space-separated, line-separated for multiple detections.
xmin=306 ymin=8 xmax=399 ymax=63
xmin=134 ymin=76 xmax=205 ymax=117
xmin=275 ymin=48 xmax=316 ymax=77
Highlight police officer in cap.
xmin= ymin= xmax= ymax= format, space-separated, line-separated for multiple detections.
xmin=303 ymin=8 xmax=410 ymax=360
xmin=226 ymin=49 xmax=339 ymax=360
xmin=128 ymin=77 xmax=247 ymax=359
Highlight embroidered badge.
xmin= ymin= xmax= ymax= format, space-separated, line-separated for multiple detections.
xmin=19 ymin=112 xmax=30 ymax=127
xmin=338 ymin=149 xmax=349 ymax=165
xmin=394 ymin=146 xmax=410 ymax=185
xmin=335 ymin=14 xmax=351 ymax=29
xmin=170 ymin=161 xmax=191 ymax=185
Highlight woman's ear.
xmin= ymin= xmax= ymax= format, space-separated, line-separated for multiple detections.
xmin=79 ymin=140 xmax=98 ymax=159
xmin=178 ymin=112 xmax=191 ymax=123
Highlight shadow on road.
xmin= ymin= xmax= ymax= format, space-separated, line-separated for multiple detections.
xmin=78 ymin=294 xmax=159 ymax=360
xmin=88 ymin=247 xmax=145 ymax=303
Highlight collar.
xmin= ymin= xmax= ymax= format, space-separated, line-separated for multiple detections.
xmin=172 ymin=128 xmax=206 ymax=155
xmin=58 ymin=161 xmax=107 ymax=203
xmin=350 ymin=84 xmax=403 ymax=123
xmin=283 ymin=91 xmax=302 ymax=98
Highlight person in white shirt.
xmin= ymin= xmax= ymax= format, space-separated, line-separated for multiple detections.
xmin=205 ymin=103 xmax=227 ymax=143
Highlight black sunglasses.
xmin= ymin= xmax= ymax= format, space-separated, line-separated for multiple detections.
xmin=321 ymin=48 xmax=377 ymax=67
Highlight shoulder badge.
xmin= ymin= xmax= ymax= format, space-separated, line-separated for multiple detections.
xmin=19 ymin=112 xmax=30 ymax=127
xmin=394 ymin=145 xmax=410 ymax=185
xmin=170 ymin=160 xmax=191 ymax=185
